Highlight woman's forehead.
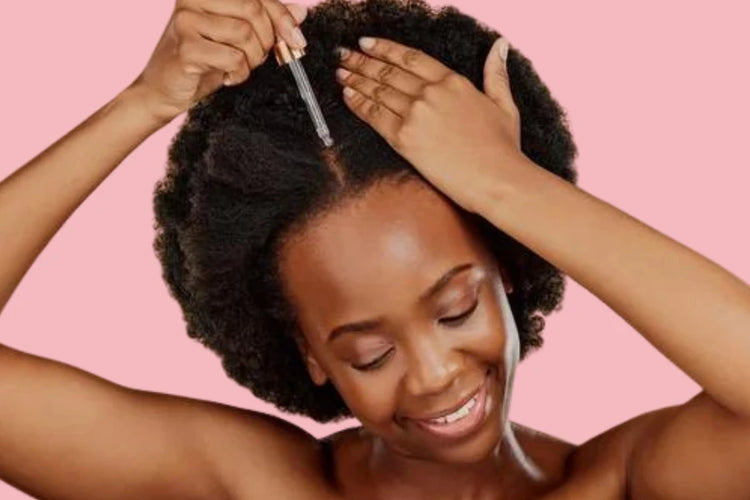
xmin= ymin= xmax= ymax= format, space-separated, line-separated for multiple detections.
xmin=278 ymin=180 xmax=492 ymax=330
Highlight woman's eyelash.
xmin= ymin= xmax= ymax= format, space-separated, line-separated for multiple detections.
xmin=352 ymin=348 xmax=394 ymax=371
xmin=439 ymin=300 xmax=479 ymax=326
xmin=351 ymin=300 xmax=479 ymax=372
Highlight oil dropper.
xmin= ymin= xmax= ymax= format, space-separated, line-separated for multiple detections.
xmin=274 ymin=40 xmax=334 ymax=148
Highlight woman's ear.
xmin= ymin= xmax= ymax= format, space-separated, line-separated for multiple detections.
xmin=295 ymin=334 xmax=328 ymax=386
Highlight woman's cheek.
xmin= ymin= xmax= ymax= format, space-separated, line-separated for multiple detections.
xmin=337 ymin=371 xmax=401 ymax=424
xmin=474 ymin=304 xmax=509 ymax=364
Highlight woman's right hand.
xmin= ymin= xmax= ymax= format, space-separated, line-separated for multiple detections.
xmin=132 ymin=0 xmax=309 ymax=123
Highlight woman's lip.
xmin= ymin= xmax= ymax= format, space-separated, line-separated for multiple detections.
xmin=408 ymin=372 xmax=491 ymax=441
xmin=410 ymin=383 xmax=484 ymax=421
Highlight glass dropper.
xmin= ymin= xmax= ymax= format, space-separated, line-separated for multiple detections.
xmin=274 ymin=40 xmax=334 ymax=148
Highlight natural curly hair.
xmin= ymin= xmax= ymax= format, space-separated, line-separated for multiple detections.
xmin=153 ymin=0 xmax=578 ymax=422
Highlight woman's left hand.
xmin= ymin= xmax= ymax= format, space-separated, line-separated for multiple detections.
xmin=336 ymin=36 xmax=525 ymax=214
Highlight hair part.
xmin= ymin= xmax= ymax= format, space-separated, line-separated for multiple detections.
xmin=153 ymin=0 xmax=577 ymax=422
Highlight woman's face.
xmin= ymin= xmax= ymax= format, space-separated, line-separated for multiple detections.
xmin=278 ymin=178 xmax=518 ymax=464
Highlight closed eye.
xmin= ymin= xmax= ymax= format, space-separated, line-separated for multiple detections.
xmin=351 ymin=299 xmax=479 ymax=372
xmin=351 ymin=348 xmax=394 ymax=372
xmin=439 ymin=300 xmax=479 ymax=327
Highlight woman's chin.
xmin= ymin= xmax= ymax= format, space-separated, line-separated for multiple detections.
xmin=402 ymin=368 xmax=505 ymax=464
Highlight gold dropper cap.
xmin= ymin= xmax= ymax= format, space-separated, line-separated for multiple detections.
xmin=274 ymin=40 xmax=306 ymax=65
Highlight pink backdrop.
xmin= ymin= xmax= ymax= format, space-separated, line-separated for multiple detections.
xmin=1 ymin=1 xmax=748 ymax=498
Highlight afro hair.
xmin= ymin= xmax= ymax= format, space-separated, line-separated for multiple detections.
xmin=153 ymin=0 xmax=578 ymax=422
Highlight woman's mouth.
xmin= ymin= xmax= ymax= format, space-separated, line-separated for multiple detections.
xmin=409 ymin=371 xmax=493 ymax=441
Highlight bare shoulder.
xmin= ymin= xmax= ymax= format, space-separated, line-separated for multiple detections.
xmin=516 ymin=394 xmax=750 ymax=499
xmin=318 ymin=425 xmax=371 ymax=493
xmin=316 ymin=420 xmax=652 ymax=499
xmin=0 ymin=344 xmax=335 ymax=500
xmin=627 ymin=391 xmax=750 ymax=499
xmin=543 ymin=403 xmax=682 ymax=499
xmin=511 ymin=421 xmax=577 ymax=475
xmin=188 ymin=399 xmax=338 ymax=499
xmin=308 ymin=406 xmax=720 ymax=500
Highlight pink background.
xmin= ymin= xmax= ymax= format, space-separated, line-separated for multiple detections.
xmin=1 ymin=1 xmax=748 ymax=498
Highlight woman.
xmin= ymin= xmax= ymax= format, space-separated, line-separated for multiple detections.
xmin=1 ymin=0 xmax=749 ymax=498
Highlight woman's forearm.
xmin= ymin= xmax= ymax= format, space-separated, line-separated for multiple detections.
xmin=481 ymin=155 xmax=750 ymax=417
xmin=0 ymin=84 xmax=169 ymax=315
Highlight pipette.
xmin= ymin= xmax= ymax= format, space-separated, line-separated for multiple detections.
xmin=274 ymin=40 xmax=334 ymax=148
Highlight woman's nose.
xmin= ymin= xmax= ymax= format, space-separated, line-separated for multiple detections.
xmin=402 ymin=335 xmax=463 ymax=397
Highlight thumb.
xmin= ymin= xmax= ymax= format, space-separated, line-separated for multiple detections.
xmin=285 ymin=3 xmax=309 ymax=25
xmin=483 ymin=37 xmax=514 ymax=112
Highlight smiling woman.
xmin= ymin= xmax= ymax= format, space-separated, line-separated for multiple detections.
xmin=274 ymin=179 xmax=521 ymax=465
xmin=154 ymin=0 xmax=575 ymax=425
xmin=2 ymin=0 xmax=750 ymax=499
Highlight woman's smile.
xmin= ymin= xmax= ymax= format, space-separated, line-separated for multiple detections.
xmin=405 ymin=368 xmax=496 ymax=442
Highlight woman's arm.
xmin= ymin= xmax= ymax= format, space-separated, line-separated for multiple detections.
xmin=0 ymin=3 xmax=325 ymax=499
xmin=0 ymin=78 xmax=233 ymax=500
xmin=481 ymin=156 xmax=750 ymax=418
xmin=0 ymin=0 xmax=308 ymax=314
xmin=333 ymin=35 xmax=750 ymax=497
xmin=0 ymin=86 xmax=165 ymax=315
xmin=336 ymin=36 xmax=750 ymax=415
xmin=479 ymin=155 xmax=750 ymax=497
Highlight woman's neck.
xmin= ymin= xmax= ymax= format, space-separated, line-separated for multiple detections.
xmin=363 ymin=425 xmax=545 ymax=499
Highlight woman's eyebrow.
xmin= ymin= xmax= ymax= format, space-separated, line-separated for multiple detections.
xmin=326 ymin=262 xmax=475 ymax=342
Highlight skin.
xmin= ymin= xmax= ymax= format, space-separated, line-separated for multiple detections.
xmin=1 ymin=2 xmax=750 ymax=499
xmin=278 ymin=178 xmax=555 ymax=498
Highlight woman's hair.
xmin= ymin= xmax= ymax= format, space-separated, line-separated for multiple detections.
xmin=153 ymin=0 xmax=578 ymax=422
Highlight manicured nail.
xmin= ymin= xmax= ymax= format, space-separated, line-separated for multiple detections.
xmin=359 ymin=37 xmax=376 ymax=50
xmin=343 ymin=87 xmax=356 ymax=98
xmin=336 ymin=68 xmax=352 ymax=80
xmin=336 ymin=46 xmax=351 ymax=60
xmin=292 ymin=27 xmax=307 ymax=48
xmin=288 ymin=3 xmax=308 ymax=23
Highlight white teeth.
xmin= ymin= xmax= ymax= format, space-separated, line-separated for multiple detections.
xmin=428 ymin=395 xmax=477 ymax=425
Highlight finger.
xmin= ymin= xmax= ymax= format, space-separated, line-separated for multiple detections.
xmin=249 ymin=2 xmax=308 ymax=53
xmin=180 ymin=10 xmax=266 ymax=70
xmin=356 ymin=37 xmax=451 ymax=82
xmin=337 ymin=47 xmax=425 ymax=97
xmin=178 ymin=37 xmax=250 ymax=84
xmin=192 ymin=0 xmax=275 ymax=54
xmin=259 ymin=0 xmax=307 ymax=49
xmin=483 ymin=37 xmax=516 ymax=114
xmin=336 ymin=67 xmax=413 ymax=117
xmin=246 ymin=3 xmax=274 ymax=55
xmin=342 ymin=86 xmax=402 ymax=146
xmin=284 ymin=3 xmax=308 ymax=25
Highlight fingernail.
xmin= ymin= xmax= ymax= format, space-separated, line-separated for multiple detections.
xmin=359 ymin=37 xmax=376 ymax=50
xmin=343 ymin=87 xmax=356 ymax=98
xmin=289 ymin=3 xmax=308 ymax=23
xmin=292 ymin=27 xmax=307 ymax=48
xmin=498 ymin=37 xmax=509 ymax=62
xmin=336 ymin=46 xmax=351 ymax=60
xmin=336 ymin=68 xmax=352 ymax=80
xmin=223 ymin=73 xmax=233 ymax=86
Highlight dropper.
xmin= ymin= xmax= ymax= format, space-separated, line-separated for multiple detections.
xmin=274 ymin=40 xmax=334 ymax=148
